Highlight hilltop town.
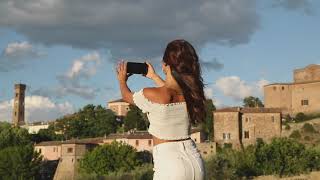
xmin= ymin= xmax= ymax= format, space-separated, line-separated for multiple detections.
xmin=3 ymin=64 xmax=320 ymax=179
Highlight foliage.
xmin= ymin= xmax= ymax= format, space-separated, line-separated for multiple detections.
xmin=123 ymin=105 xmax=148 ymax=132
xmin=255 ymin=138 xmax=306 ymax=177
xmin=31 ymin=128 xmax=64 ymax=143
xmin=205 ymin=137 xmax=320 ymax=179
xmin=0 ymin=122 xmax=42 ymax=179
xmin=285 ymin=124 xmax=291 ymax=130
xmin=243 ymin=96 xmax=264 ymax=108
xmin=80 ymin=141 xmax=142 ymax=175
xmin=52 ymin=104 xmax=119 ymax=139
xmin=295 ymin=112 xmax=307 ymax=122
xmin=0 ymin=145 xmax=42 ymax=179
xmin=78 ymin=163 xmax=154 ymax=180
xmin=200 ymin=99 xmax=216 ymax=141
xmin=0 ymin=122 xmax=31 ymax=149
xmin=302 ymin=123 xmax=317 ymax=133
xmin=289 ymin=130 xmax=301 ymax=139
xmin=294 ymin=112 xmax=320 ymax=123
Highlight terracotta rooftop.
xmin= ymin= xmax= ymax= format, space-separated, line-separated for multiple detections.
xmin=214 ymin=107 xmax=282 ymax=113
xmin=35 ymin=141 xmax=62 ymax=146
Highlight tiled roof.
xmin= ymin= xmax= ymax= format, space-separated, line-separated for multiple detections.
xmin=35 ymin=141 xmax=62 ymax=146
xmin=214 ymin=107 xmax=282 ymax=113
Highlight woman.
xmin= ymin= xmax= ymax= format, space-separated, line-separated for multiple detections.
xmin=116 ymin=39 xmax=206 ymax=180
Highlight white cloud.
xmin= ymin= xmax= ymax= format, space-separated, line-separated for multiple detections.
xmin=0 ymin=96 xmax=74 ymax=123
xmin=32 ymin=51 xmax=101 ymax=99
xmin=256 ymin=79 xmax=270 ymax=94
xmin=66 ymin=51 xmax=101 ymax=79
xmin=215 ymin=76 xmax=269 ymax=101
xmin=204 ymin=87 xmax=214 ymax=99
xmin=0 ymin=41 xmax=45 ymax=72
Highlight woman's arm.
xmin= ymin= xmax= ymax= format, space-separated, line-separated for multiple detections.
xmin=145 ymin=62 xmax=165 ymax=87
xmin=116 ymin=60 xmax=134 ymax=104
xmin=150 ymin=73 xmax=165 ymax=87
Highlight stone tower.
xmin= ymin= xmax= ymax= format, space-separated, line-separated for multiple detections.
xmin=12 ymin=84 xmax=26 ymax=127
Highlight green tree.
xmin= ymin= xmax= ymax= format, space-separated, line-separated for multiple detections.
xmin=0 ymin=123 xmax=31 ymax=149
xmin=255 ymin=138 xmax=306 ymax=177
xmin=295 ymin=112 xmax=307 ymax=122
xmin=123 ymin=105 xmax=148 ymax=132
xmin=302 ymin=123 xmax=317 ymax=133
xmin=289 ymin=130 xmax=301 ymax=139
xmin=0 ymin=145 xmax=42 ymax=179
xmin=52 ymin=104 xmax=118 ymax=139
xmin=0 ymin=122 xmax=42 ymax=179
xmin=80 ymin=141 xmax=141 ymax=175
xmin=243 ymin=96 xmax=264 ymax=107
xmin=200 ymin=99 xmax=216 ymax=141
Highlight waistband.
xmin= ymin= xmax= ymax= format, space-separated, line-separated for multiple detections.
xmin=153 ymin=138 xmax=195 ymax=150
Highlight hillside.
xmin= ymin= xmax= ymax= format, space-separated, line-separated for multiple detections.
xmin=281 ymin=118 xmax=320 ymax=148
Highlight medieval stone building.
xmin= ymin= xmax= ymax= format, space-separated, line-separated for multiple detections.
xmin=213 ymin=107 xmax=282 ymax=149
xmin=12 ymin=84 xmax=26 ymax=127
xmin=264 ymin=64 xmax=320 ymax=115
xmin=107 ymin=98 xmax=130 ymax=119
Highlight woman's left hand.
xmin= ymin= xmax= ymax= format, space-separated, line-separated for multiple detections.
xmin=116 ymin=60 xmax=132 ymax=83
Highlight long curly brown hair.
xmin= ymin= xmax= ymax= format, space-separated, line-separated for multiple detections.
xmin=163 ymin=39 xmax=206 ymax=125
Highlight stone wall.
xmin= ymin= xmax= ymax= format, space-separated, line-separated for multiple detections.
xmin=213 ymin=111 xmax=241 ymax=149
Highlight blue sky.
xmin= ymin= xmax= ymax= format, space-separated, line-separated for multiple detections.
xmin=0 ymin=0 xmax=319 ymax=122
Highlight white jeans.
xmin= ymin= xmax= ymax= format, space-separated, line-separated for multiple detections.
xmin=152 ymin=139 xmax=205 ymax=180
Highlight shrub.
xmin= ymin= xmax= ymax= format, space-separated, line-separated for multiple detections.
xmin=285 ymin=124 xmax=291 ymax=130
xmin=79 ymin=141 xmax=142 ymax=175
xmin=289 ymin=130 xmax=301 ymax=139
xmin=302 ymin=123 xmax=317 ymax=133
xmin=295 ymin=112 xmax=307 ymax=122
xmin=304 ymin=136 xmax=311 ymax=141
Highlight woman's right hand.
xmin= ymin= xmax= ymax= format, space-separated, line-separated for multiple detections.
xmin=144 ymin=61 xmax=158 ymax=79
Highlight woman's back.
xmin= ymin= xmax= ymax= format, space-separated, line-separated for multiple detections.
xmin=132 ymin=87 xmax=191 ymax=140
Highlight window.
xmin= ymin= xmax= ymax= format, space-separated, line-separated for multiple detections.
xmin=203 ymin=151 xmax=207 ymax=154
xmin=271 ymin=116 xmax=275 ymax=122
xmin=273 ymin=86 xmax=277 ymax=91
xmin=135 ymin=140 xmax=139 ymax=146
xmin=301 ymin=100 xmax=309 ymax=106
xmin=15 ymin=112 xmax=17 ymax=116
xmin=53 ymin=147 xmax=56 ymax=152
xmin=15 ymin=93 xmax=18 ymax=97
xmin=245 ymin=118 xmax=249 ymax=122
xmin=148 ymin=140 xmax=152 ymax=146
xmin=67 ymin=148 xmax=73 ymax=153
xmin=38 ymin=148 xmax=42 ymax=153
xmin=282 ymin=86 xmax=285 ymax=90
xmin=223 ymin=133 xmax=231 ymax=140
xmin=244 ymin=131 xmax=249 ymax=139
xmin=194 ymin=138 xmax=197 ymax=142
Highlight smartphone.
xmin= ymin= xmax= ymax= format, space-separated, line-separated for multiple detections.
xmin=127 ymin=62 xmax=148 ymax=75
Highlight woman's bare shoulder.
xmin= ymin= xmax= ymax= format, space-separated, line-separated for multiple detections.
xmin=143 ymin=87 xmax=171 ymax=104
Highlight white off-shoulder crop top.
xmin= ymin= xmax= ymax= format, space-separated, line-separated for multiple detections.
xmin=132 ymin=88 xmax=191 ymax=140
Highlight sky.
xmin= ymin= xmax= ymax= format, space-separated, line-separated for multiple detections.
xmin=0 ymin=0 xmax=319 ymax=123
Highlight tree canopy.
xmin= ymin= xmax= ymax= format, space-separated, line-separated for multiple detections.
xmin=243 ymin=96 xmax=264 ymax=108
xmin=51 ymin=104 xmax=119 ymax=139
xmin=80 ymin=141 xmax=142 ymax=175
